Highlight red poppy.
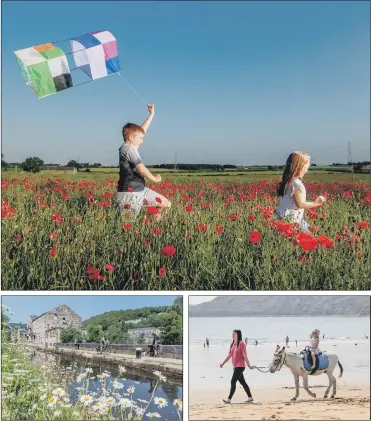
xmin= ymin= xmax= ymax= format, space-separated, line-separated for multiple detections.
xmin=317 ymin=235 xmax=334 ymax=249
xmin=161 ymin=245 xmax=177 ymax=256
xmin=86 ymin=266 xmax=104 ymax=280
xmin=185 ymin=205 xmax=193 ymax=212
xmin=155 ymin=197 xmax=162 ymax=204
xmin=249 ymin=231 xmax=261 ymax=244
xmin=159 ymin=266 xmax=166 ymax=278
xmin=49 ymin=232 xmax=57 ymax=240
xmin=128 ymin=187 xmax=134 ymax=192
xmin=49 ymin=248 xmax=58 ymax=257
xmin=152 ymin=227 xmax=162 ymax=236
xmin=354 ymin=221 xmax=369 ymax=230
xmin=198 ymin=224 xmax=208 ymax=233
xmin=284 ymin=228 xmax=296 ymax=238
xmin=51 ymin=213 xmax=63 ymax=224
xmin=124 ymin=204 xmax=131 ymax=209
xmin=216 ymin=224 xmax=223 ymax=235
xmin=105 ymin=264 xmax=115 ymax=271
xmin=144 ymin=238 xmax=151 ymax=246
xmin=296 ymin=232 xmax=317 ymax=252
xmin=147 ymin=206 xmax=159 ymax=215
xmin=123 ymin=224 xmax=133 ymax=230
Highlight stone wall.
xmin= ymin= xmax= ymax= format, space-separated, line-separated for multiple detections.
xmin=56 ymin=343 xmax=183 ymax=359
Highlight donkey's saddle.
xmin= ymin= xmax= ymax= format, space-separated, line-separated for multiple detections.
xmin=300 ymin=350 xmax=329 ymax=374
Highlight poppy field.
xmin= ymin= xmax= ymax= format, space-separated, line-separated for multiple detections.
xmin=2 ymin=173 xmax=369 ymax=290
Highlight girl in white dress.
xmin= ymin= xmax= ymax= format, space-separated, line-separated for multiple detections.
xmin=276 ymin=151 xmax=326 ymax=232
xmin=307 ymin=329 xmax=321 ymax=369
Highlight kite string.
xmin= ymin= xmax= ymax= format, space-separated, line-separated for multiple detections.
xmin=117 ymin=72 xmax=147 ymax=107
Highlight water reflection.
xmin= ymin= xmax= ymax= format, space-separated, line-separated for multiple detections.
xmin=28 ymin=348 xmax=182 ymax=420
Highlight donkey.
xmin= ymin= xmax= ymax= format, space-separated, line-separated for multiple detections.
xmin=268 ymin=345 xmax=343 ymax=400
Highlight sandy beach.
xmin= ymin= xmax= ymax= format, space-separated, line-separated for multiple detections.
xmin=190 ymin=382 xmax=370 ymax=420
xmin=189 ymin=317 xmax=370 ymax=420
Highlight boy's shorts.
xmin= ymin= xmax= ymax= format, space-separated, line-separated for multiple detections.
xmin=115 ymin=187 xmax=167 ymax=215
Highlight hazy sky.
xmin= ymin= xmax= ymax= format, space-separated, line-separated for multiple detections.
xmin=2 ymin=1 xmax=369 ymax=166
xmin=189 ymin=296 xmax=216 ymax=306
xmin=2 ymin=295 xmax=180 ymax=324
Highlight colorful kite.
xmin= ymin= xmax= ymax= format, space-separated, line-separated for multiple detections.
xmin=14 ymin=30 xmax=121 ymax=99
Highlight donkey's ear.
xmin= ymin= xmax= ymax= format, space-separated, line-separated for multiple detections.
xmin=280 ymin=346 xmax=286 ymax=354
xmin=275 ymin=344 xmax=280 ymax=352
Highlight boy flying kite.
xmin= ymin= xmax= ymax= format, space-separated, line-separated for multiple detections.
xmin=115 ymin=104 xmax=171 ymax=219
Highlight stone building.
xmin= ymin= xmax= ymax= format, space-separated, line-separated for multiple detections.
xmin=127 ymin=327 xmax=161 ymax=343
xmin=27 ymin=304 xmax=82 ymax=345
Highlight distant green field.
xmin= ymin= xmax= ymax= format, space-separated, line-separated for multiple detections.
xmin=4 ymin=168 xmax=369 ymax=183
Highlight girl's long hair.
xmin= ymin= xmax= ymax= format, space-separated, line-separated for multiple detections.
xmin=230 ymin=329 xmax=242 ymax=349
xmin=277 ymin=151 xmax=310 ymax=197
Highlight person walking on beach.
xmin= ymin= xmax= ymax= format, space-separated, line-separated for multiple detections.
xmin=286 ymin=336 xmax=289 ymax=346
xmin=115 ymin=104 xmax=171 ymax=219
xmin=255 ymin=340 xmax=258 ymax=346
xmin=295 ymin=340 xmax=297 ymax=347
xmin=206 ymin=338 xmax=209 ymax=348
xmin=245 ymin=337 xmax=248 ymax=345
xmin=276 ymin=151 xmax=326 ymax=232
xmin=220 ymin=329 xmax=254 ymax=404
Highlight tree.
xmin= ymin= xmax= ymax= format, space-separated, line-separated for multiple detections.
xmin=60 ymin=327 xmax=84 ymax=343
xmin=21 ymin=157 xmax=44 ymax=173
xmin=66 ymin=160 xmax=82 ymax=169
xmin=1 ymin=153 xmax=8 ymax=169
xmin=172 ymin=297 xmax=183 ymax=314
xmin=159 ymin=311 xmax=182 ymax=345
xmin=86 ymin=324 xmax=103 ymax=343
xmin=354 ymin=163 xmax=364 ymax=173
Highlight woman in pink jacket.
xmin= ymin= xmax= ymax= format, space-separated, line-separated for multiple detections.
xmin=220 ymin=329 xmax=254 ymax=403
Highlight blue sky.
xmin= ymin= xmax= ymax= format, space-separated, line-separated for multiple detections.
xmin=2 ymin=1 xmax=369 ymax=166
xmin=2 ymin=295 xmax=180 ymax=323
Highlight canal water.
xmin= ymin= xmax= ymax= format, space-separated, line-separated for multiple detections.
xmin=28 ymin=348 xmax=183 ymax=420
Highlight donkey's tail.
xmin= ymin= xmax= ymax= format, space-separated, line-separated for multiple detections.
xmin=337 ymin=360 xmax=343 ymax=378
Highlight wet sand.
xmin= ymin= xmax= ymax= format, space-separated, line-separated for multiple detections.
xmin=190 ymin=382 xmax=370 ymax=420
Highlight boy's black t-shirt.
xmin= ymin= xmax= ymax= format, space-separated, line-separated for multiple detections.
xmin=117 ymin=143 xmax=145 ymax=192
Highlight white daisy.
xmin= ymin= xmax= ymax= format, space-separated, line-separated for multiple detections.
xmin=52 ymin=388 xmax=66 ymax=397
xmin=47 ymin=396 xmax=58 ymax=407
xmin=127 ymin=386 xmax=135 ymax=394
xmin=174 ymin=399 xmax=183 ymax=411
xmin=153 ymin=371 xmax=167 ymax=382
xmin=80 ymin=394 xmax=93 ymax=406
xmin=111 ymin=380 xmax=124 ymax=390
xmin=154 ymin=397 xmax=168 ymax=408
xmin=119 ymin=398 xmax=133 ymax=408
xmin=119 ymin=365 xmax=127 ymax=374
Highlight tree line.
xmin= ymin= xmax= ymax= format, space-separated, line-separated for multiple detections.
xmin=59 ymin=298 xmax=183 ymax=346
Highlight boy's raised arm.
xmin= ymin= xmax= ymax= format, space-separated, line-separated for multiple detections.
xmin=141 ymin=104 xmax=155 ymax=133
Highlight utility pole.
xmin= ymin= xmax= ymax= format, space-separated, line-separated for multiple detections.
xmin=348 ymin=142 xmax=354 ymax=182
